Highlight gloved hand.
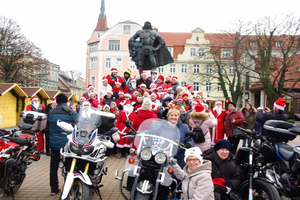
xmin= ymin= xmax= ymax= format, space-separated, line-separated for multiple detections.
xmin=222 ymin=180 xmax=233 ymax=188
xmin=89 ymin=98 xmax=93 ymax=103
xmin=216 ymin=186 xmax=227 ymax=194
xmin=168 ymin=157 xmax=177 ymax=165
xmin=185 ymin=143 xmax=192 ymax=149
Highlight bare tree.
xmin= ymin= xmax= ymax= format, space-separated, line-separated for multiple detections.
xmin=0 ymin=16 xmax=49 ymax=86
xmin=65 ymin=70 xmax=82 ymax=84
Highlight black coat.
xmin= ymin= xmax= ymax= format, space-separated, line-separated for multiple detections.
xmin=137 ymin=77 xmax=152 ymax=89
xmin=256 ymin=109 xmax=288 ymax=125
xmin=102 ymin=95 xmax=115 ymax=106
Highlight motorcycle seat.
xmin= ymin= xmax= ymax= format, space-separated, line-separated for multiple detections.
xmin=5 ymin=136 xmax=28 ymax=146
xmin=277 ymin=143 xmax=294 ymax=161
xmin=21 ymin=124 xmax=33 ymax=131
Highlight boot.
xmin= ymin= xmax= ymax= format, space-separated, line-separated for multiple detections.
xmin=117 ymin=149 xmax=123 ymax=159
xmin=116 ymin=148 xmax=121 ymax=157
xmin=125 ymin=147 xmax=130 ymax=157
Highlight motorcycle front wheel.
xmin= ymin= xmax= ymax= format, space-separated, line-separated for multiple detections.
xmin=133 ymin=191 xmax=151 ymax=200
xmin=67 ymin=179 xmax=89 ymax=200
xmin=237 ymin=179 xmax=281 ymax=200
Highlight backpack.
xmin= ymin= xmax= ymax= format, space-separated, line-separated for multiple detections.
xmin=191 ymin=120 xmax=206 ymax=143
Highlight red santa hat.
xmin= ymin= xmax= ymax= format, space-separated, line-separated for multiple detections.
xmin=137 ymin=96 xmax=143 ymax=100
xmin=124 ymin=93 xmax=132 ymax=98
xmin=97 ymin=104 xmax=102 ymax=109
xmin=195 ymin=103 xmax=205 ymax=113
xmin=150 ymin=83 xmax=156 ymax=87
xmin=80 ymin=96 xmax=86 ymax=101
xmin=106 ymin=90 xmax=113 ymax=95
xmin=150 ymin=93 xmax=157 ymax=97
xmin=103 ymin=104 xmax=110 ymax=110
xmin=111 ymin=101 xmax=117 ymax=106
xmin=139 ymin=83 xmax=146 ymax=88
xmin=82 ymin=101 xmax=91 ymax=107
xmin=135 ymin=104 xmax=142 ymax=111
xmin=156 ymin=85 xmax=163 ymax=90
xmin=130 ymin=78 xmax=136 ymax=82
xmin=124 ymin=100 xmax=132 ymax=106
xmin=166 ymin=75 xmax=172 ymax=80
xmin=158 ymin=75 xmax=164 ymax=81
xmin=133 ymin=91 xmax=139 ymax=95
xmin=143 ymin=91 xmax=149 ymax=97
xmin=166 ymin=85 xmax=172 ymax=90
xmin=187 ymin=85 xmax=193 ymax=90
xmin=274 ymin=97 xmax=286 ymax=110
xmin=172 ymin=76 xmax=178 ymax=81
xmin=118 ymin=90 xmax=124 ymax=95
xmin=141 ymin=71 xmax=147 ymax=76
xmin=89 ymin=91 xmax=96 ymax=97
xmin=51 ymin=98 xmax=56 ymax=104
xmin=31 ymin=96 xmax=38 ymax=101
xmin=111 ymin=68 xmax=118 ymax=73
xmin=102 ymin=76 xmax=108 ymax=82
xmin=182 ymin=93 xmax=189 ymax=97
xmin=195 ymin=92 xmax=202 ymax=98
xmin=177 ymin=96 xmax=183 ymax=102
xmin=215 ymin=100 xmax=223 ymax=107
xmin=87 ymin=84 xmax=94 ymax=89
xmin=183 ymin=85 xmax=188 ymax=89
xmin=226 ymin=98 xmax=231 ymax=102
xmin=115 ymin=82 xmax=122 ymax=86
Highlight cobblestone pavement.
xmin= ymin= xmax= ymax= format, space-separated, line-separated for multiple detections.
xmin=1 ymin=154 xmax=130 ymax=200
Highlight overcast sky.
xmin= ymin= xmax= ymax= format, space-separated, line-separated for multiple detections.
xmin=0 ymin=0 xmax=299 ymax=78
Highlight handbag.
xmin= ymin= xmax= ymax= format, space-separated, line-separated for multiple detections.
xmin=112 ymin=132 xmax=120 ymax=143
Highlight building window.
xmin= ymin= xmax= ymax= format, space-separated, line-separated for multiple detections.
xmin=158 ymin=66 xmax=164 ymax=73
xmin=276 ymin=41 xmax=283 ymax=47
xmin=250 ymin=42 xmax=257 ymax=47
xmin=90 ymin=57 xmax=97 ymax=69
xmin=222 ymin=49 xmax=231 ymax=58
xmin=181 ymin=81 xmax=187 ymax=86
xmin=206 ymin=82 xmax=212 ymax=92
xmin=91 ymin=76 xmax=96 ymax=88
xmin=123 ymin=25 xmax=131 ymax=34
xmin=181 ymin=64 xmax=187 ymax=73
xmin=190 ymin=48 xmax=196 ymax=56
xmin=206 ymin=64 xmax=213 ymax=74
xmin=130 ymin=59 xmax=136 ymax=69
xmin=89 ymin=43 xmax=98 ymax=53
xmin=193 ymin=82 xmax=200 ymax=91
xmin=108 ymin=40 xmax=120 ymax=50
xmin=229 ymin=65 xmax=235 ymax=74
xmin=116 ymin=58 xmax=122 ymax=68
xmin=193 ymin=64 xmax=200 ymax=73
xmin=170 ymin=64 xmax=176 ymax=73
xmin=217 ymin=83 xmax=223 ymax=92
xmin=105 ymin=58 xmax=111 ymax=69
xmin=198 ymin=48 xmax=205 ymax=57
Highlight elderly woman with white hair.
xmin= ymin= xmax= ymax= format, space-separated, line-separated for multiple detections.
xmin=171 ymin=147 xmax=214 ymax=200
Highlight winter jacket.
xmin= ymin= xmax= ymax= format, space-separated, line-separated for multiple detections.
xmin=255 ymin=109 xmax=288 ymax=125
xmin=99 ymin=84 xmax=112 ymax=98
xmin=186 ymin=111 xmax=217 ymax=153
xmin=132 ymin=109 xmax=157 ymax=131
xmin=102 ymin=95 xmax=115 ymax=106
xmin=172 ymin=160 xmax=214 ymax=200
xmin=88 ymin=98 xmax=99 ymax=108
xmin=137 ymin=77 xmax=152 ymax=89
xmin=171 ymin=82 xmax=179 ymax=97
xmin=204 ymin=150 xmax=241 ymax=200
xmin=106 ymin=74 xmax=123 ymax=88
xmin=225 ymin=108 xmax=245 ymax=137
xmin=174 ymin=120 xmax=195 ymax=168
xmin=240 ymin=107 xmax=257 ymax=130
xmin=48 ymin=104 xmax=79 ymax=151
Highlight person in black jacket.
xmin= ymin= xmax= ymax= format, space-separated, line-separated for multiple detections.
xmin=255 ymin=97 xmax=288 ymax=134
xmin=102 ymin=91 xmax=115 ymax=106
xmin=203 ymin=139 xmax=240 ymax=200
xmin=43 ymin=98 xmax=57 ymax=156
xmin=136 ymin=71 xmax=152 ymax=89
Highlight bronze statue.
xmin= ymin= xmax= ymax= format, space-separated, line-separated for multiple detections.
xmin=128 ymin=21 xmax=173 ymax=75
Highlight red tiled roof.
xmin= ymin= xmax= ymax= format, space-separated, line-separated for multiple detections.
xmin=58 ymin=79 xmax=70 ymax=92
xmin=21 ymin=87 xmax=40 ymax=97
xmin=0 ymin=83 xmax=15 ymax=95
xmin=45 ymin=90 xmax=60 ymax=98
xmin=95 ymin=15 xmax=108 ymax=31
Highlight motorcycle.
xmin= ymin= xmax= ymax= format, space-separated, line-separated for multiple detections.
xmin=115 ymin=118 xmax=181 ymax=200
xmin=261 ymin=119 xmax=300 ymax=199
xmin=233 ymin=127 xmax=281 ymax=200
xmin=0 ymin=127 xmax=40 ymax=199
xmin=57 ymin=108 xmax=117 ymax=200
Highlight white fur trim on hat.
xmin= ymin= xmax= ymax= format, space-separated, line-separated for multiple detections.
xmin=103 ymin=104 xmax=110 ymax=110
xmin=124 ymin=93 xmax=131 ymax=98
xmin=83 ymin=101 xmax=91 ymax=107
xmin=115 ymin=82 xmax=121 ymax=85
xmin=184 ymin=147 xmax=203 ymax=164
xmin=274 ymin=97 xmax=286 ymax=110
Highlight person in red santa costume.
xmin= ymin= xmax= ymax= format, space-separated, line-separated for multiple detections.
xmin=115 ymin=100 xmax=136 ymax=159
xmin=26 ymin=96 xmax=46 ymax=153
xmin=82 ymin=84 xmax=98 ymax=99
xmin=106 ymin=68 xmax=124 ymax=88
xmin=211 ymin=100 xmax=227 ymax=144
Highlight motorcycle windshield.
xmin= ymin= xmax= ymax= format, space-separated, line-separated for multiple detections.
xmin=76 ymin=107 xmax=102 ymax=145
xmin=134 ymin=119 xmax=180 ymax=157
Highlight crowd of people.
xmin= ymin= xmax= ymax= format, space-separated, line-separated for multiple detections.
xmin=23 ymin=67 xmax=289 ymax=198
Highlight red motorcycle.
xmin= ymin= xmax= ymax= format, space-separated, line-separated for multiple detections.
xmin=0 ymin=128 xmax=40 ymax=199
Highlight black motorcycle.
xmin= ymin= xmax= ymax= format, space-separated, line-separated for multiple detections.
xmin=233 ymin=127 xmax=281 ymax=200
xmin=115 ymin=119 xmax=180 ymax=200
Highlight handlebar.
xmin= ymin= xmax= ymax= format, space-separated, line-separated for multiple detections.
xmin=237 ymin=127 xmax=258 ymax=138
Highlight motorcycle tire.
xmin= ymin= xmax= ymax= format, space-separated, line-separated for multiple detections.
xmin=237 ymin=179 xmax=281 ymax=200
xmin=67 ymin=179 xmax=89 ymax=200
xmin=133 ymin=191 xmax=151 ymax=200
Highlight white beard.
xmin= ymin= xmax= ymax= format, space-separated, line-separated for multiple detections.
xmin=33 ymin=102 xmax=39 ymax=109
xmin=131 ymin=83 xmax=136 ymax=89
xmin=214 ymin=106 xmax=223 ymax=115
xmin=124 ymin=105 xmax=133 ymax=114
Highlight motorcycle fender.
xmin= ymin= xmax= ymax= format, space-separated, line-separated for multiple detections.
xmin=61 ymin=171 xmax=92 ymax=199
xmin=136 ymin=180 xmax=153 ymax=194
xmin=238 ymin=177 xmax=275 ymax=192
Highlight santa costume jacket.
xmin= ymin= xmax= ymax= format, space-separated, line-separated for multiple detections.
xmin=211 ymin=107 xmax=227 ymax=142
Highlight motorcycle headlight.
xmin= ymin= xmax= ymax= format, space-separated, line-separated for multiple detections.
xmin=70 ymin=143 xmax=79 ymax=153
xmin=140 ymin=149 xmax=152 ymax=161
xmin=154 ymin=152 xmax=167 ymax=164
xmin=82 ymin=146 xmax=94 ymax=155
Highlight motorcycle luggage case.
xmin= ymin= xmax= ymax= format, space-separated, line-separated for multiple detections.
xmin=263 ymin=120 xmax=297 ymax=141
xmin=290 ymin=147 xmax=300 ymax=172
xmin=18 ymin=111 xmax=47 ymax=132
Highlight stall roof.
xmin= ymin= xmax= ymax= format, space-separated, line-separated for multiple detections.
xmin=65 ymin=93 xmax=77 ymax=102
xmin=45 ymin=90 xmax=61 ymax=99
xmin=21 ymin=87 xmax=50 ymax=99
xmin=0 ymin=83 xmax=27 ymax=97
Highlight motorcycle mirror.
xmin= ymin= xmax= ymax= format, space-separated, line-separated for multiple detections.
xmin=109 ymin=127 xmax=118 ymax=134
xmin=186 ymin=131 xmax=193 ymax=138
xmin=124 ymin=120 xmax=132 ymax=128
xmin=295 ymin=114 xmax=300 ymax=122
